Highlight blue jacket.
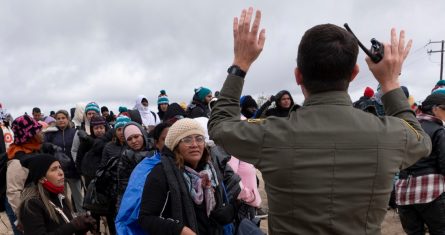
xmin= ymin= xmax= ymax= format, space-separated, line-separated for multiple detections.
xmin=115 ymin=152 xmax=160 ymax=235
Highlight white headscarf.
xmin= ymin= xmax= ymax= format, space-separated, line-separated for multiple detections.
xmin=134 ymin=95 xmax=158 ymax=127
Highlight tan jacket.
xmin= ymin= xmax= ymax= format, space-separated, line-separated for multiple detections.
xmin=208 ymin=75 xmax=432 ymax=235
xmin=6 ymin=159 xmax=29 ymax=215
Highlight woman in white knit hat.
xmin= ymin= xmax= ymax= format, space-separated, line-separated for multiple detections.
xmin=138 ymin=118 xmax=235 ymax=235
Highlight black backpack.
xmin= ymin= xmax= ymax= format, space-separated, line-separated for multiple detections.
xmin=83 ymin=156 xmax=119 ymax=214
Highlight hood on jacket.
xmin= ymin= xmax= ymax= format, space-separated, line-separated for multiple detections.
xmin=72 ymin=102 xmax=86 ymax=128
xmin=123 ymin=122 xmax=151 ymax=151
xmin=134 ymin=95 xmax=149 ymax=111
xmin=275 ymin=90 xmax=295 ymax=110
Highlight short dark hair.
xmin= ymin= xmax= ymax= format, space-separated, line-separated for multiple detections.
xmin=297 ymin=24 xmax=358 ymax=94
xmin=32 ymin=107 xmax=41 ymax=113
xmin=151 ymin=122 xmax=171 ymax=141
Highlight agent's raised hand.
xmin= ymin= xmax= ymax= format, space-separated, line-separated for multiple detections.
xmin=232 ymin=7 xmax=266 ymax=73
xmin=366 ymin=28 xmax=412 ymax=93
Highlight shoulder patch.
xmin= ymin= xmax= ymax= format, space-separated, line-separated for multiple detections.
xmin=401 ymin=119 xmax=420 ymax=141
xmin=247 ymin=118 xmax=265 ymax=124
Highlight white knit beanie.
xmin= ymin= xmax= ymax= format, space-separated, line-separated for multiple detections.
xmin=164 ymin=118 xmax=205 ymax=151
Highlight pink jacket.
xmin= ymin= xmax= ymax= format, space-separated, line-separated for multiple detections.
xmin=228 ymin=156 xmax=261 ymax=208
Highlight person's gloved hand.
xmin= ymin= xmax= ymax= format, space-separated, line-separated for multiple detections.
xmin=71 ymin=214 xmax=97 ymax=232
xmin=269 ymin=95 xmax=276 ymax=102
xmin=77 ymin=130 xmax=88 ymax=140
xmin=41 ymin=143 xmax=57 ymax=154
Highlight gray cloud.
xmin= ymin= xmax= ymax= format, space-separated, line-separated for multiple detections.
xmin=1 ymin=0 xmax=445 ymax=116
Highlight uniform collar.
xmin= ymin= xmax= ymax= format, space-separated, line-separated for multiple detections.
xmin=303 ymin=91 xmax=353 ymax=107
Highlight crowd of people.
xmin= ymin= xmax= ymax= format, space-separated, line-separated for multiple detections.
xmin=0 ymin=7 xmax=443 ymax=235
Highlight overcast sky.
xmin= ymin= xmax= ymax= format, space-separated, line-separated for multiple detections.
xmin=1 ymin=0 xmax=445 ymax=117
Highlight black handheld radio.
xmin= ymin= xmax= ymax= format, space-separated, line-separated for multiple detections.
xmin=344 ymin=23 xmax=384 ymax=63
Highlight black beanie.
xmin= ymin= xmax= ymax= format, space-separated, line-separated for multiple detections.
xmin=240 ymin=95 xmax=258 ymax=109
xmin=101 ymin=106 xmax=109 ymax=113
xmin=421 ymin=93 xmax=445 ymax=112
xmin=164 ymin=103 xmax=187 ymax=121
xmin=22 ymin=154 xmax=58 ymax=184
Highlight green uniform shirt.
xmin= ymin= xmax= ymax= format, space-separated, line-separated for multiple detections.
xmin=208 ymin=75 xmax=432 ymax=235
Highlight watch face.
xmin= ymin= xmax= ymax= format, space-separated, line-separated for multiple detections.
xmin=228 ymin=65 xmax=246 ymax=77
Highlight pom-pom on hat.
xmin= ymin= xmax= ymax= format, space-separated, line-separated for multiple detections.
xmin=164 ymin=118 xmax=205 ymax=151
xmin=195 ymin=87 xmax=212 ymax=102
xmin=158 ymin=90 xmax=169 ymax=105
xmin=85 ymin=102 xmax=100 ymax=114
xmin=364 ymin=87 xmax=374 ymax=98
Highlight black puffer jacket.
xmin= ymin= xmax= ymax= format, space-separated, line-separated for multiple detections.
xmin=101 ymin=132 xmax=126 ymax=168
xmin=44 ymin=127 xmax=79 ymax=178
xmin=187 ymin=94 xmax=210 ymax=118
xmin=76 ymin=124 xmax=112 ymax=178
xmin=400 ymin=118 xmax=445 ymax=178
xmin=116 ymin=122 xmax=154 ymax=206
xmin=80 ymin=136 xmax=110 ymax=179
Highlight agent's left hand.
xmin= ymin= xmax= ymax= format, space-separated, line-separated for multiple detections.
xmin=232 ymin=7 xmax=266 ymax=73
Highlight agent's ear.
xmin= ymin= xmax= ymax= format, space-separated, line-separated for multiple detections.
xmin=350 ymin=64 xmax=359 ymax=82
xmin=295 ymin=67 xmax=303 ymax=85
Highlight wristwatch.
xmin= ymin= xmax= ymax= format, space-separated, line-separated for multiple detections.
xmin=227 ymin=65 xmax=246 ymax=78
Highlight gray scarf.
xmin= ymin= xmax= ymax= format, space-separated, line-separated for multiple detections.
xmin=183 ymin=163 xmax=218 ymax=216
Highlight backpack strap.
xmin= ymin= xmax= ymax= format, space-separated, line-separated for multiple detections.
xmin=150 ymin=111 xmax=157 ymax=123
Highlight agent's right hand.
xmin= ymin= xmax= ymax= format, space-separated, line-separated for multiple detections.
xmin=366 ymin=28 xmax=412 ymax=94
xmin=71 ymin=214 xmax=97 ymax=232
xmin=180 ymin=226 xmax=197 ymax=235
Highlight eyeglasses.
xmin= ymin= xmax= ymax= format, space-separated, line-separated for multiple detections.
xmin=180 ymin=135 xmax=205 ymax=146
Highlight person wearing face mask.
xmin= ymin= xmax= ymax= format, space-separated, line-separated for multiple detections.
xmin=396 ymin=92 xmax=445 ymax=234
xmin=133 ymin=95 xmax=160 ymax=131
xmin=18 ymin=154 xmax=96 ymax=235
xmin=116 ymin=122 xmax=153 ymax=207
xmin=138 ymin=118 xmax=235 ymax=235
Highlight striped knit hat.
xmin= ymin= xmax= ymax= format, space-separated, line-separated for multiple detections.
xmin=114 ymin=115 xmax=131 ymax=129
xmin=158 ymin=90 xmax=169 ymax=105
xmin=85 ymin=102 xmax=100 ymax=114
